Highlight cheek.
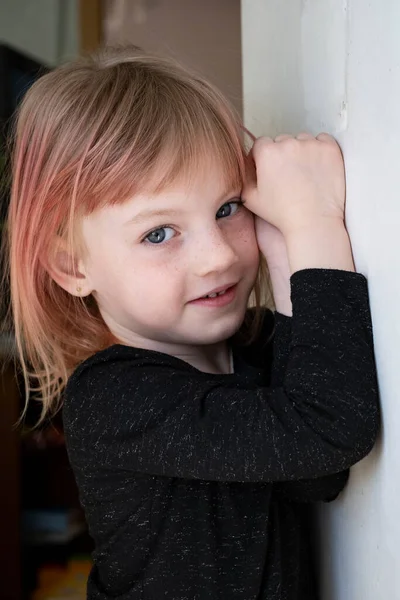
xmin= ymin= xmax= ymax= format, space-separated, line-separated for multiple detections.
xmin=120 ymin=254 xmax=184 ymax=307
xmin=233 ymin=213 xmax=259 ymax=263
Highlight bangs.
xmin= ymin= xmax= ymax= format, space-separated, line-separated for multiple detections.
xmin=67 ymin=59 xmax=248 ymax=215
xmin=143 ymin=119 xmax=246 ymax=197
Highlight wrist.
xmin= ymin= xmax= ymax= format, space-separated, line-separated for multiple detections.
xmin=284 ymin=219 xmax=355 ymax=274
xmin=281 ymin=216 xmax=345 ymax=238
xmin=268 ymin=265 xmax=293 ymax=317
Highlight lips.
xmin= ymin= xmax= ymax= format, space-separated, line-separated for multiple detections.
xmin=189 ymin=283 xmax=238 ymax=307
xmin=201 ymin=289 xmax=229 ymax=299
xmin=193 ymin=283 xmax=237 ymax=301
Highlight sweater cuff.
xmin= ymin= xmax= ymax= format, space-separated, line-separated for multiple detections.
xmin=290 ymin=269 xmax=371 ymax=342
xmin=271 ymin=313 xmax=292 ymax=386
xmin=274 ymin=312 xmax=292 ymax=343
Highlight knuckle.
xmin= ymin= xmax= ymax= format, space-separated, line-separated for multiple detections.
xmin=281 ymin=137 xmax=299 ymax=153
xmin=317 ymin=132 xmax=336 ymax=144
xmin=253 ymin=136 xmax=272 ymax=158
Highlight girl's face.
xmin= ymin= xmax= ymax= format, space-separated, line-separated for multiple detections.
xmin=79 ymin=162 xmax=260 ymax=354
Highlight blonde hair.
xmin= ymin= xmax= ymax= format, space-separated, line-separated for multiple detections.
xmin=3 ymin=46 xmax=271 ymax=423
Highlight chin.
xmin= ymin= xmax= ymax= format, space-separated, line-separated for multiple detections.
xmin=192 ymin=310 xmax=247 ymax=346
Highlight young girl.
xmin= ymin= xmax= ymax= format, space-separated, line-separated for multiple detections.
xmin=6 ymin=47 xmax=379 ymax=599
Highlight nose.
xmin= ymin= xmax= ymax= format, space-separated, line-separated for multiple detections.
xmin=191 ymin=226 xmax=239 ymax=277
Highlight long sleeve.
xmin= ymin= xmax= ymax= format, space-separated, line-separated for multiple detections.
xmin=65 ymin=269 xmax=380 ymax=484
xmin=271 ymin=311 xmax=351 ymax=502
xmin=270 ymin=312 xmax=292 ymax=386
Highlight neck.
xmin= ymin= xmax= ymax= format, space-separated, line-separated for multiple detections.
xmin=112 ymin=330 xmax=232 ymax=374
xmin=174 ymin=341 xmax=232 ymax=374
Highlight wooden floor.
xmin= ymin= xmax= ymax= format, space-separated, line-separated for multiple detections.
xmin=32 ymin=558 xmax=91 ymax=600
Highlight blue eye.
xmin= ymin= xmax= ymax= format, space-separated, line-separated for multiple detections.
xmin=216 ymin=200 xmax=242 ymax=219
xmin=145 ymin=227 xmax=175 ymax=244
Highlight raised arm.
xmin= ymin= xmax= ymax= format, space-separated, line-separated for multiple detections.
xmin=65 ymin=269 xmax=379 ymax=483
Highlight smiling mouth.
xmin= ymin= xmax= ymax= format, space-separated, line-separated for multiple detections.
xmin=189 ymin=284 xmax=238 ymax=307
xmin=201 ymin=288 xmax=230 ymax=299
xmin=193 ymin=282 xmax=237 ymax=301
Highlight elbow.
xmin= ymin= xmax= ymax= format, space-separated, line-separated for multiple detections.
xmin=315 ymin=386 xmax=381 ymax=471
xmin=340 ymin=394 xmax=381 ymax=467
xmin=354 ymin=410 xmax=381 ymax=463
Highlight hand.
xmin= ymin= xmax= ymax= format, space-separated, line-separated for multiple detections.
xmin=243 ymin=133 xmax=346 ymax=236
xmin=244 ymin=133 xmax=354 ymax=274
xmin=255 ymin=218 xmax=288 ymax=270
xmin=255 ymin=218 xmax=292 ymax=316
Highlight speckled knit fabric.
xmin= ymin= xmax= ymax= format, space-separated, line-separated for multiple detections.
xmin=63 ymin=269 xmax=380 ymax=599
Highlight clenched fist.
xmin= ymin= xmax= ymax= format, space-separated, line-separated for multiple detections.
xmin=243 ymin=133 xmax=346 ymax=236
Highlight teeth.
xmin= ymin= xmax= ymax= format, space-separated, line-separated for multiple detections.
xmin=202 ymin=289 xmax=227 ymax=299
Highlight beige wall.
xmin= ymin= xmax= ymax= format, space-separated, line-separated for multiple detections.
xmin=103 ymin=0 xmax=242 ymax=115
xmin=0 ymin=0 xmax=78 ymax=66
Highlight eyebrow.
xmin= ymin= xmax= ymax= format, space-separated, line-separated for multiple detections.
xmin=124 ymin=209 xmax=182 ymax=226
xmin=125 ymin=187 xmax=242 ymax=227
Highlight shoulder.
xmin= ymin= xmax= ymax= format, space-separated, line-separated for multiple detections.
xmin=65 ymin=345 xmax=192 ymax=407
xmin=63 ymin=345 xmax=197 ymax=445
xmin=66 ymin=344 xmax=196 ymax=396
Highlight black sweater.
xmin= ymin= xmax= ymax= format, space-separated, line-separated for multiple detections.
xmin=63 ymin=269 xmax=380 ymax=600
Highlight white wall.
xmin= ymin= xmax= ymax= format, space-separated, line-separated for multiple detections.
xmin=242 ymin=1 xmax=399 ymax=598
xmin=0 ymin=0 xmax=78 ymax=65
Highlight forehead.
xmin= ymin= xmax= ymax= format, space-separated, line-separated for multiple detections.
xmin=147 ymin=148 xmax=243 ymax=195
xmin=95 ymin=159 xmax=240 ymax=220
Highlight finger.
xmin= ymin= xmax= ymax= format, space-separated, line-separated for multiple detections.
xmin=316 ymin=133 xmax=343 ymax=156
xmin=244 ymin=151 xmax=257 ymax=188
xmin=274 ymin=134 xmax=293 ymax=142
xmin=241 ymin=179 xmax=257 ymax=207
xmin=242 ymin=151 xmax=258 ymax=199
xmin=296 ymin=132 xmax=314 ymax=140
xmin=250 ymin=136 xmax=274 ymax=165
xmin=316 ymin=132 xmax=336 ymax=144
xmin=254 ymin=136 xmax=274 ymax=147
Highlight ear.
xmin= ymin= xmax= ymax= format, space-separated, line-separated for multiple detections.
xmin=46 ymin=236 xmax=93 ymax=297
